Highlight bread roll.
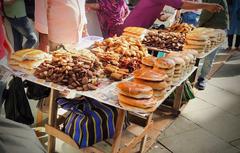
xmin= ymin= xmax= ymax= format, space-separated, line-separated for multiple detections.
xmin=154 ymin=58 xmax=175 ymax=69
xmin=134 ymin=69 xmax=167 ymax=81
xmin=118 ymin=94 xmax=156 ymax=109
xmin=133 ymin=78 xmax=168 ymax=90
xmin=117 ymin=82 xmax=153 ymax=99
xmin=124 ymin=27 xmax=147 ymax=36
xmin=18 ymin=60 xmax=45 ymax=70
xmin=141 ymin=56 xmax=157 ymax=67
xmin=153 ymin=89 xmax=166 ymax=97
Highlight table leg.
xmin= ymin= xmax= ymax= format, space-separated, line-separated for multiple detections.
xmin=139 ymin=113 xmax=153 ymax=153
xmin=47 ymin=89 xmax=59 ymax=153
xmin=173 ymin=84 xmax=184 ymax=116
xmin=112 ymin=109 xmax=126 ymax=153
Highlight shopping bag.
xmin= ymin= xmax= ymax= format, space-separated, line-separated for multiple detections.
xmin=57 ymin=97 xmax=117 ymax=148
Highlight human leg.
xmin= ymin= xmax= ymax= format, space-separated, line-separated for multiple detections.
xmin=227 ymin=34 xmax=233 ymax=50
xmin=235 ymin=35 xmax=240 ymax=49
xmin=9 ymin=17 xmax=38 ymax=49
xmin=196 ymin=49 xmax=218 ymax=90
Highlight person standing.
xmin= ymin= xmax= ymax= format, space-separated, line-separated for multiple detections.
xmin=3 ymin=0 xmax=38 ymax=51
xmin=227 ymin=0 xmax=240 ymax=51
xmin=196 ymin=0 xmax=229 ymax=90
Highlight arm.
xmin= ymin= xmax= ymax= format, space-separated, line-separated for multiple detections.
xmin=181 ymin=1 xmax=223 ymax=13
xmin=3 ymin=0 xmax=15 ymax=5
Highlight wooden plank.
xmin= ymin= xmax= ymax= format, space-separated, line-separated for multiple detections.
xmin=140 ymin=113 xmax=153 ymax=153
xmin=112 ymin=109 xmax=126 ymax=153
xmin=119 ymin=122 xmax=153 ymax=153
xmin=173 ymin=84 xmax=184 ymax=114
xmin=45 ymin=124 xmax=79 ymax=149
xmin=47 ymin=89 xmax=59 ymax=153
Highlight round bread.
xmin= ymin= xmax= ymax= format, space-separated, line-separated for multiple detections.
xmin=134 ymin=69 xmax=167 ymax=81
xmin=141 ymin=64 xmax=152 ymax=70
xmin=141 ymin=56 xmax=157 ymax=67
xmin=118 ymin=94 xmax=156 ymax=109
xmin=170 ymin=57 xmax=185 ymax=65
xmin=133 ymin=78 xmax=168 ymax=90
xmin=154 ymin=58 xmax=175 ymax=69
xmin=117 ymin=82 xmax=153 ymax=99
xmin=153 ymin=89 xmax=166 ymax=97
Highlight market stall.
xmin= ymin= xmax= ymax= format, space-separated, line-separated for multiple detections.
xmin=1 ymin=23 xmax=226 ymax=153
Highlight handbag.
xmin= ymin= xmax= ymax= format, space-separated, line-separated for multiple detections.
xmin=57 ymin=97 xmax=117 ymax=148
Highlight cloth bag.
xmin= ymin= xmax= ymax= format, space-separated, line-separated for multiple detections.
xmin=4 ymin=77 xmax=34 ymax=125
xmin=57 ymin=97 xmax=117 ymax=148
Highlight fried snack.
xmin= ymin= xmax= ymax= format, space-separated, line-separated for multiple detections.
xmin=142 ymin=31 xmax=185 ymax=51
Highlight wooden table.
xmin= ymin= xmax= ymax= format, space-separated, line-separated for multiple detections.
xmin=45 ymin=66 xmax=197 ymax=153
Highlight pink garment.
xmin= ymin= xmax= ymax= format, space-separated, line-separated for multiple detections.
xmin=35 ymin=0 xmax=48 ymax=34
xmin=0 ymin=2 xmax=6 ymax=59
xmin=35 ymin=0 xmax=87 ymax=44
xmin=97 ymin=0 xmax=129 ymax=38
xmin=121 ymin=0 xmax=183 ymax=33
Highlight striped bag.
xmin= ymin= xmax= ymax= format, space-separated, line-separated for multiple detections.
xmin=57 ymin=97 xmax=117 ymax=148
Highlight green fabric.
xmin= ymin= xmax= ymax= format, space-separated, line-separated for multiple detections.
xmin=199 ymin=0 xmax=229 ymax=29
xmin=4 ymin=0 xmax=26 ymax=18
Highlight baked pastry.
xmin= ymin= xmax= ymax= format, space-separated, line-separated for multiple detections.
xmin=118 ymin=94 xmax=156 ymax=109
xmin=123 ymin=27 xmax=148 ymax=36
xmin=18 ymin=60 xmax=45 ymax=70
xmin=133 ymin=78 xmax=168 ymax=90
xmin=154 ymin=58 xmax=175 ymax=69
xmin=153 ymin=89 xmax=166 ymax=97
xmin=134 ymin=69 xmax=167 ymax=81
xmin=11 ymin=49 xmax=50 ymax=61
xmin=117 ymin=82 xmax=153 ymax=99
xmin=141 ymin=56 xmax=157 ymax=67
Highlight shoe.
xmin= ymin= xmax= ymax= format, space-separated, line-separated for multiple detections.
xmin=195 ymin=77 xmax=206 ymax=90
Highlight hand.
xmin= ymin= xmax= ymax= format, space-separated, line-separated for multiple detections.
xmin=205 ymin=3 xmax=224 ymax=13
xmin=158 ymin=14 xmax=171 ymax=22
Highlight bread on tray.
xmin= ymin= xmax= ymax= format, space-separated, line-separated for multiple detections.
xmin=117 ymin=81 xmax=153 ymax=99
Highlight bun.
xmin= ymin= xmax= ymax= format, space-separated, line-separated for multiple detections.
xmin=154 ymin=58 xmax=175 ymax=69
xmin=169 ymin=57 xmax=185 ymax=65
xmin=153 ymin=89 xmax=166 ymax=97
xmin=10 ymin=49 xmax=50 ymax=61
xmin=133 ymin=78 xmax=168 ymax=90
xmin=117 ymin=82 xmax=153 ymax=99
xmin=18 ymin=60 xmax=45 ymax=70
xmin=134 ymin=69 xmax=167 ymax=81
xmin=141 ymin=56 xmax=157 ymax=67
xmin=123 ymin=27 xmax=147 ymax=36
xmin=118 ymin=94 xmax=156 ymax=109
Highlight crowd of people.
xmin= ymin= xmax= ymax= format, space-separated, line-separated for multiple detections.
xmin=0 ymin=0 xmax=239 ymax=152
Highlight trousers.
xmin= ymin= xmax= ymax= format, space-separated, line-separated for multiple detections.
xmin=6 ymin=16 xmax=38 ymax=51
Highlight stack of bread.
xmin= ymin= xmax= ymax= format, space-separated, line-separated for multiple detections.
xmin=181 ymin=50 xmax=198 ymax=71
xmin=133 ymin=69 xmax=168 ymax=98
xmin=184 ymin=32 xmax=210 ymax=54
xmin=122 ymin=27 xmax=148 ymax=40
xmin=141 ymin=56 xmax=157 ymax=70
xmin=184 ymin=28 xmax=226 ymax=54
xmin=153 ymin=58 xmax=175 ymax=87
xmin=166 ymin=23 xmax=195 ymax=34
xmin=117 ymin=82 xmax=156 ymax=110
xmin=9 ymin=49 xmax=51 ymax=70
xmin=164 ymin=54 xmax=186 ymax=84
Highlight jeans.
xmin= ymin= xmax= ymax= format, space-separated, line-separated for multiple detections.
xmin=199 ymin=49 xmax=218 ymax=79
xmin=6 ymin=16 xmax=38 ymax=51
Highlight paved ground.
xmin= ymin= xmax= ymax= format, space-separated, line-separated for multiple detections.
xmin=148 ymin=52 xmax=240 ymax=153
